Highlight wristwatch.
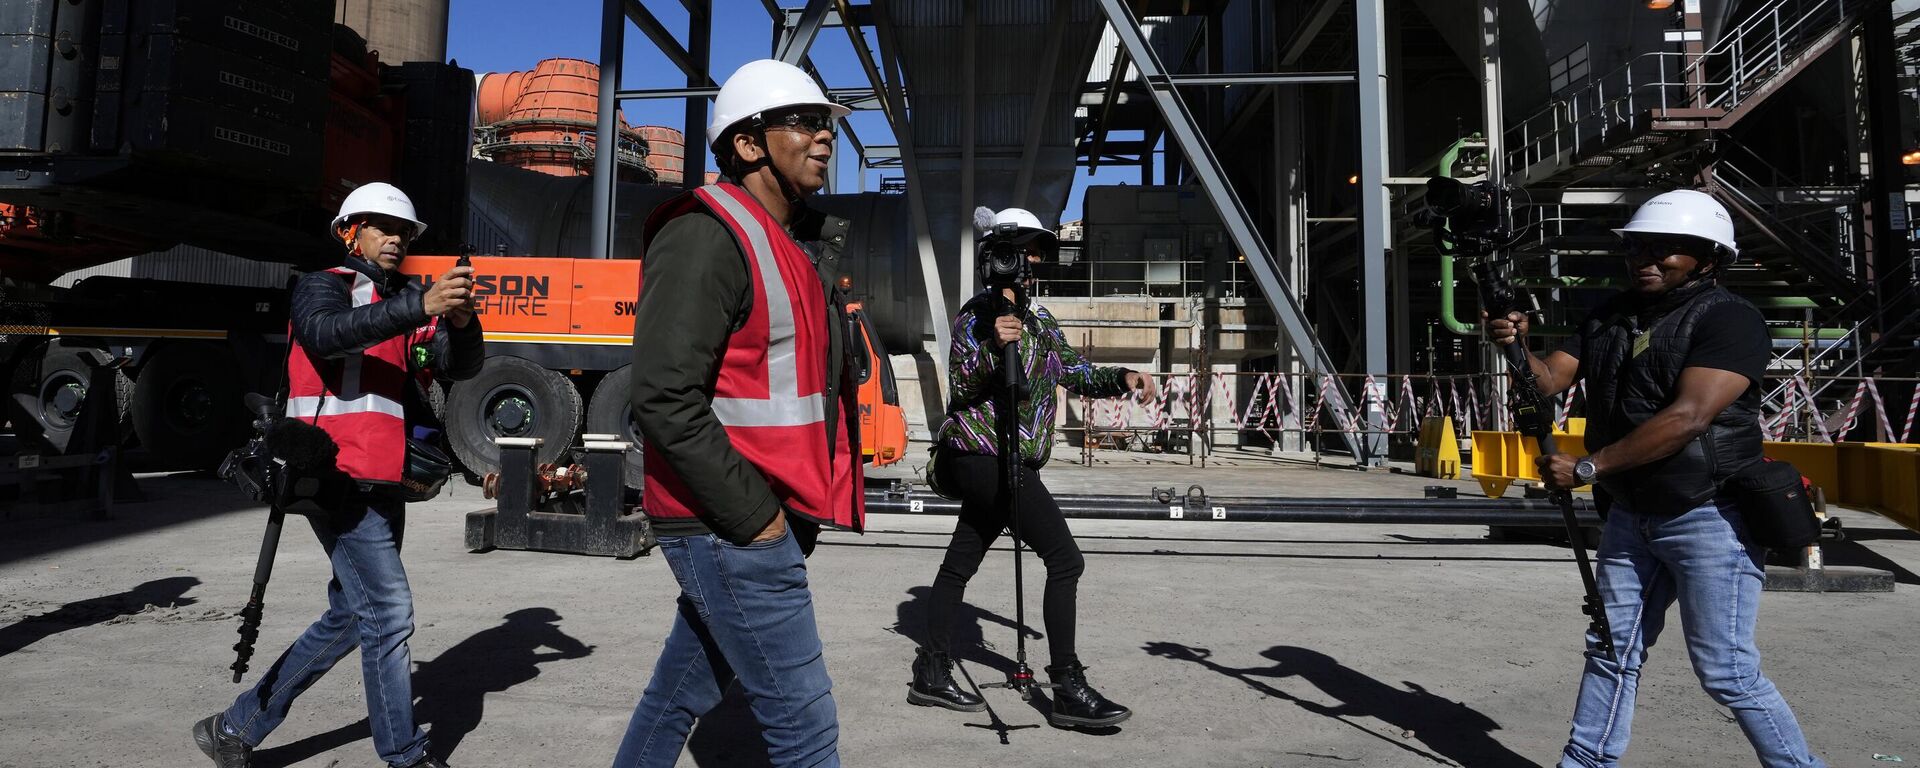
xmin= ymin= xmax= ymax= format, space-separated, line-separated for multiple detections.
xmin=1573 ymin=457 xmax=1599 ymax=485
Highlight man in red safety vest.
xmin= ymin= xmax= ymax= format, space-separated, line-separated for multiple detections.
xmin=191 ymin=182 xmax=483 ymax=768
xmin=612 ymin=59 xmax=864 ymax=768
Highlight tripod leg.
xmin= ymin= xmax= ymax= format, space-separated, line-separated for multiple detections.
xmin=232 ymin=506 xmax=285 ymax=683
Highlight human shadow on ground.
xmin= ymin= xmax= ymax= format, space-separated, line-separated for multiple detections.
xmin=890 ymin=585 xmax=1095 ymax=740
xmin=0 ymin=576 xmax=198 ymax=657
xmin=250 ymin=607 xmax=592 ymax=767
xmin=1818 ymin=538 xmax=1920 ymax=585
xmin=1144 ymin=642 xmax=1540 ymax=768
xmin=892 ymin=584 xmax=1041 ymax=678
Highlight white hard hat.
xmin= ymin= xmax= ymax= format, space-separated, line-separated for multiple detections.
xmin=974 ymin=206 xmax=1055 ymax=238
xmin=1612 ymin=189 xmax=1737 ymax=259
xmin=331 ymin=182 xmax=426 ymax=240
xmin=706 ymin=59 xmax=850 ymax=151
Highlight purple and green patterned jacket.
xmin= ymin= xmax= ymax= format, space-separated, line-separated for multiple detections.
xmin=937 ymin=293 xmax=1134 ymax=466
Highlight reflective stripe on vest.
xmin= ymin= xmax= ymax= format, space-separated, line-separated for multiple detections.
xmin=286 ymin=393 xmax=405 ymax=419
xmin=641 ymin=184 xmax=863 ymax=532
xmin=285 ymin=266 xmax=411 ymax=484
xmin=702 ymin=187 xmax=828 ymax=428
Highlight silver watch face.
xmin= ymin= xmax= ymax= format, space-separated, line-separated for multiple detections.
xmin=1575 ymin=459 xmax=1596 ymax=481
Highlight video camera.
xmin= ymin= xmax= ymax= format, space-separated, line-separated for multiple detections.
xmin=1417 ymin=177 xmax=1514 ymax=257
xmin=978 ymin=222 xmax=1037 ymax=290
xmin=217 ymin=393 xmax=344 ymax=515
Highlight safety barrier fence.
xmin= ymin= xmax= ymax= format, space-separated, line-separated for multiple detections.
xmin=1070 ymin=371 xmax=1920 ymax=462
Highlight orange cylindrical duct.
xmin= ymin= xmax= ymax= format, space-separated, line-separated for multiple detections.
xmin=637 ymin=126 xmax=685 ymax=185
xmin=474 ymin=58 xmax=654 ymax=182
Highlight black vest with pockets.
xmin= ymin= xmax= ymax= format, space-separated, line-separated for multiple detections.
xmin=1582 ymin=285 xmax=1765 ymax=517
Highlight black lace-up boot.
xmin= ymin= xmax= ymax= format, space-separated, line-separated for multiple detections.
xmin=1045 ymin=663 xmax=1131 ymax=728
xmin=191 ymin=715 xmax=253 ymax=768
xmin=908 ymin=647 xmax=986 ymax=712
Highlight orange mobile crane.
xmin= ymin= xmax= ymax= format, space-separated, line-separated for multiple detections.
xmin=1 ymin=8 xmax=905 ymax=489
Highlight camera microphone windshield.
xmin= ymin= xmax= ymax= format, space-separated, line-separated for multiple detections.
xmin=265 ymin=419 xmax=339 ymax=471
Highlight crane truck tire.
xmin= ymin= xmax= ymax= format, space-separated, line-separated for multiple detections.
xmin=6 ymin=340 xmax=134 ymax=454
xmin=444 ymin=356 xmax=582 ymax=476
xmin=584 ymin=365 xmax=645 ymax=488
xmin=130 ymin=342 xmax=246 ymax=471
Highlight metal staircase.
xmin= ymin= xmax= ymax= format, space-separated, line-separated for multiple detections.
xmin=1504 ymin=0 xmax=1866 ymax=189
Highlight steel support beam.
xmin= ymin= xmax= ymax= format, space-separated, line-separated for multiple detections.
xmin=682 ymin=0 xmax=711 ymax=189
xmin=958 ymin=0 xmax=977 ymax=301
xmin=1864 ymin=0 xmax=1913 ymax=352
xmin=1093 ymin=0 xmax=1363 ymax=462
xmin=590 ymin=0 xmax=624 ymax=261
xmin=1282 ymin=0 xmax=1345 ymax=66
xmin=622 ymin=0 xmax=714 ymax=87
xmin=1083 ymin=44 xmax=1130 ymax=172
xmin=1014 ymin=0 xmax=1075 ymax=209
xmin=871 ymin=0 xmax=951 ymax=379
xmin=614 ymin=86 xmax=881 ymax=112
xmin=776 ymin=0 xmax=834 ymax=65
xmin=1480 ymin=0 xmax=1510 ymax=415
xmin=1164 ymin=72 xmax=1355 ymax=86
xmin=1354 ymin=0 xmax=1390 ymax=465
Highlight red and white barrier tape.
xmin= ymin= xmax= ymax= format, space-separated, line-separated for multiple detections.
xmin=1802 ymin=378 xmax=1832 ymax=443
xmin=1839 ymin=379 xmax=1869 ymax=437
xmin=1865 ymin=378 xmax=1896 ymax=442
xmin=1904 ymin=384 xmax=1920 ymax=444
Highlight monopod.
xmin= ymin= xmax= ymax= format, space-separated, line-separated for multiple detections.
xmin=978 ymin=288 xmax=1057 ymax=701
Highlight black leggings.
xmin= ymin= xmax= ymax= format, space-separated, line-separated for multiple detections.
xmin=926 ymin=451 xmax=1085 ymax=667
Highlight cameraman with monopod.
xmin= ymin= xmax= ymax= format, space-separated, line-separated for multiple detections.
xmin=1483 ymin=190 xmax=1826 ymax=768
xmin=908 ymin=207 xmax=1155 ymax=729
xmin=191 ymin=182 xmax=481 ymax=768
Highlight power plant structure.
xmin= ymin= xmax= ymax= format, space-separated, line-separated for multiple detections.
xmin=6 ymin=0 xmax=1920 ymax=475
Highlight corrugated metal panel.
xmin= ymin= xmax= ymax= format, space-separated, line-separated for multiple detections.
xmin=887 ymin=0 xmax=1108 ymax=308
xmin=55 ymin=246 xmax=295 ymax=289
xmin=51 ymin=257 xmax=132 ymax=288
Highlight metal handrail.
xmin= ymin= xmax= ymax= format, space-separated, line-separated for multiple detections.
xmin=1504 ymin=0 xmax=1856 ymax=179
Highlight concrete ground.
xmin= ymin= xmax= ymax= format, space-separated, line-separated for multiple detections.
xmin=2 ymin=445 xmax=1916 ymax=768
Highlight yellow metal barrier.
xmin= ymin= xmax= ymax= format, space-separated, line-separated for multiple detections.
xmin=1470 ymin=437 xmax=1920 ymax=532
xmin=1415 ymin=416 xmax=1461 ymax=479
xmin=1828 ymin=442 xmax=1920 ymax=532
xmin=1469 ymin=418 xmax=1589 ymax=498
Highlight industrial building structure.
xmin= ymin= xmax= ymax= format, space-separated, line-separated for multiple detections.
xmin=579 ymin=0 xmax=1919 ymax=463
xmin=12 ymin=0 xmax=1920 ymax=472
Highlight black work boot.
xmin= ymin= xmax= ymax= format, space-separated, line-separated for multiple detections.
xmin=908 ymin=647 xmax=986 ymax=712
xmin=396 ymin=757 xmax=451 ymax=768
xmin=1045 ymin=663 xmax=1132 ymax=728
xmin=190 ymin=715 xmax=253 ymax=768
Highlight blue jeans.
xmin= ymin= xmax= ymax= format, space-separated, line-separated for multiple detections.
xmin=221 ymin=499 xmax=428 ymax=767
xmin=1560 ymin=497 xmax=1824 ymax=768
xmin=612 ymin=530 xmax=839 ymax=768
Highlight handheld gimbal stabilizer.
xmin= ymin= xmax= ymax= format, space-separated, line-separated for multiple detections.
xmin=1421 ymin=178 xmax=1616 ymax=661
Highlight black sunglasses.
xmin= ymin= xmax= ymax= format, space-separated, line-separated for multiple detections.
xmin=761 ymin=110 xmax=836 ymax=136
xmin=361 ymin=217 xmax=418 ymax=241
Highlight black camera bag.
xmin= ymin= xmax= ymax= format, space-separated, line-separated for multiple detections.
xmin=1721 ymin=458 xmax=1819 ymax=549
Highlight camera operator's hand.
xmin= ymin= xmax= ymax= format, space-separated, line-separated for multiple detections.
xmin=425 ymin=266 xmax=475 ymax=321
xmin=1483 ymin=310 xmax=1528 ymax=346
xmin=1536 ymin=453 xmax=1581 ymax=491
xmin=990 ymin=314 xmax=1022 ymax=349
xmin=1125 ymin=370 xmax=1159 ymax=402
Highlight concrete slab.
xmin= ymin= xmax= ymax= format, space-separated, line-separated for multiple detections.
xmin=1 ymin=458 xmax=1915 ymax=768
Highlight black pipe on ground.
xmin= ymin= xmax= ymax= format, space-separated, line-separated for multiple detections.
xmin=864 ymin=489 xmax=1601 ymax=528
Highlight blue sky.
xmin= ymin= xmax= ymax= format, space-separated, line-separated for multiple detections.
xmin=446 ymin=0 xmax=1142 ymax=220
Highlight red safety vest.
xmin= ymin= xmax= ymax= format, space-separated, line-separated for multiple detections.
xmin=640 ymin=184 xmax=865 ymax=532
xmin=286 ymin=266 xmax=435 ymax=484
